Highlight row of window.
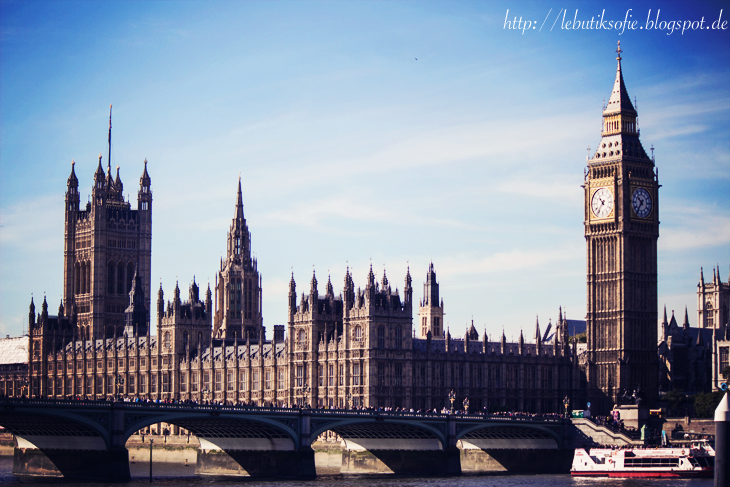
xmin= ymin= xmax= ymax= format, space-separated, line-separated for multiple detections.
xmin=107 ymin=239 xmax=137 ymax=249
xmin=44 ymin=357 xmax=172 ymax=372
xmin=297 ymin=325 xmax=406 ymax=348
xmin=107 ymin=261 xmax=136 ymax=295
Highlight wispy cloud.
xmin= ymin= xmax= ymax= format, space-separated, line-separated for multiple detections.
xmin=661 ymin=205 xmax=730 ymax=252
xmin=436 ymin=243 xmax=583 ymax=277
xmin=0 ymin=194 xmax=63 ymax=251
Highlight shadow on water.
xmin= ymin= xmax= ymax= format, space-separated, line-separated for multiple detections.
xmin=0 ymin=456 xmax=715 ymax=486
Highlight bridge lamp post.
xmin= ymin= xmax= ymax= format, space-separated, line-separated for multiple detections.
xmin=115 ymin=375 xmax=124 ymax=401
xmin=302 ymin=384 xmax=310 ymax=408
xmin=346 ymin=393 xmax=353 ymax=410
xmin=563 ymin=395 xmax=570 ymax=419
xmin=20 ymin=376 xmax=29 ymax=398
xmin=463 ymin=397 xmax=470 ymax=414
xmin=448 ymin=389 xmax=456 ymax=413
xmin=202 ymin=388 xmax=210 ymax=404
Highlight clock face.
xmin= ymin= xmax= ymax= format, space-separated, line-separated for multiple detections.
xmin=591 ymin=187 xmax=614 ymax=218
xmin=632 ymin=187 xmax=652 ymax=218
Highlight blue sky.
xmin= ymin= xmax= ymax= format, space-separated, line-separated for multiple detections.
xmin=1 ymin=0 xmax=728 ymax=341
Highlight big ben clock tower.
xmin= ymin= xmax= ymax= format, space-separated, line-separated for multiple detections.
xmin=584 ymin=42 xmax=659 ymax=410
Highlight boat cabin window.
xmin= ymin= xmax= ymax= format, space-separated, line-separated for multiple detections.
xmin=624 ymin=458 xmax=679 ymax=468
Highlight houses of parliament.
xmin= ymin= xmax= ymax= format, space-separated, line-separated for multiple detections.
xmin=3 ymin=45 xmax=729 ymax=413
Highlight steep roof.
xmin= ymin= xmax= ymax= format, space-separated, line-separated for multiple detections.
xmin=0 ymin=336 xmax=28 ymax=365
xmin=603 ymin=41 xmax=637 ymax=116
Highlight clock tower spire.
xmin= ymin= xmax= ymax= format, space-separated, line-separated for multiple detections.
xmin=583 ymin=42 xmax=659 ymax=411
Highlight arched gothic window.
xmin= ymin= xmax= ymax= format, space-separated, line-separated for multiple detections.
xmin=74 ymin=263 xmax=81 ymax=294
xmin=377 ymin=326 xmax=385 ymax=349
xmin=707 ymin=302 xmax=714 ymax=328
xmin=354 ymin=326 xmax=362 ymax=342
xmin=297 ymin=329 xmax=306 ymax=345
xmin=117 ymin=262 xmax=124 ymax=294
xmin=107 ymin=262 xmax=115 ymax=294
xmin=163 ymin=331 xmax=171 ymax=350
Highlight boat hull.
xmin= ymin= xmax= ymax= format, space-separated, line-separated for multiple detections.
xmin=572 ymin=470 xmax=713 ymax=478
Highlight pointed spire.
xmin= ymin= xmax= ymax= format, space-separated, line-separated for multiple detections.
xmin=67 ymin=160 xmax=78 ymax=187
xmin=663 ymin=305 xmax=668 ymax=325
xmin=683 ymin=306 xmax=690 ymax=330
xmin=114 ymin=165 xmax=122 ymax=191
xmin=94 ymin=153 xmax=105 ymax=185
xmin=310 ymin=268 xmax=318 ymax=291
xmin=235 ymin=176 xmax=244 ymax=220
xmin=367 ymin=263 xmax=375 ymax=287
xmin=535 ymin=315 xmax=542 ymax=343
xmin=326 ymin=273 xmax=333 ymax=297
xmin=139 ymin=158 xmax=151 ymax=190
xmin=700 ymin=267 xmax=705 ymax=285
xmin=381 ymin=267 xmax=389 ymax=289
xmin=604 ymin=40 xmax=636 ymax=115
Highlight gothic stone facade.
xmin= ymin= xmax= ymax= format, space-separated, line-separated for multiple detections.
xmin=63 ymin=154 xmax=152 ymax=342
xmin=657 ymin=266 xmax=730 ymax=394
xmin=23 ymin=158 xmax=578 ymax=409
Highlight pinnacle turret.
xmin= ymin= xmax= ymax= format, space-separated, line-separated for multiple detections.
xmin=310 ymin=270 xmax=318 ymax=295
xmin=67 ymin=160 xmax=78 ymax=188
xmin=139 ymin=159 xmax=151 ymax=188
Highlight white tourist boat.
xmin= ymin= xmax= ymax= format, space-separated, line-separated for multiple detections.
xmin=571 ymin=444 xmax=714 ymax=478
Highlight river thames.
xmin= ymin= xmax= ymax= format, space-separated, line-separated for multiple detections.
xmin=0 ymin=456 xmax=713 ymax=487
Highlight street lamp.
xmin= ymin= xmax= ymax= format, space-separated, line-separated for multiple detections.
xmin=563 ymin=395 xmax=570 ymax=418
xmin=20 ymin=376 xmax=29 ymax=398
xmin=202 ymin=388 xmax=210 ymax=404
xmin=302 ymin=383 xmax=310 ymax=407
xmin=346 ymin=393 xmax=353 ymax=410
xmin=448 ymin=389 xmax=456 ymax=413
xmin=115 ymin=375 xmax=125 ymax=400
xmin=463 ymin=397 xmax=470 ymax=414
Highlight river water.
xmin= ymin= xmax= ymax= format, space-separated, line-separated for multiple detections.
xmin=0 ymin=457 xmax=713 ymax=486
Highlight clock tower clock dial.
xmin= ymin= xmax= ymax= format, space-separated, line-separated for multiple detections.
xmin=591 ymin=187 xmax=614 ymax=218
xmin=583 ymin=42 xmax=659 ymax=411
xmin=632 ymin=187 xmax=652 ymax=218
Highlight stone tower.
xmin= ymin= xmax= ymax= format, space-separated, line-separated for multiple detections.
xmin=584 ymin=42 xmax=659 ymax=409
xmin=214 ymin=178 xmax=263 ymax=341
xmin=697 ymin=265 xmax=729 ymax=328
xmin=418 ymin=263 xmax=444 ymax=339
xmin=62 ymin=108 xmax=152 ymax=340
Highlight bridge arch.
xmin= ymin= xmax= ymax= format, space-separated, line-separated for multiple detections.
xmin=310 ymin=417 xmax=446 ymax=451
xmin=122 ymin=410 xmax=300 ymax=452
xmin=0 ymin=405 xmax=112 ymax=450
xmin=455 ymin=422 xmax=561 ymax=450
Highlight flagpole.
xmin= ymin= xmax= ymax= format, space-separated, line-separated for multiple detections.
xmin=108 ymin=104 xmax=112 ymax=170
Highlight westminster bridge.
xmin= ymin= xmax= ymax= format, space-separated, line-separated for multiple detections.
xmin=0 ymin=399 xmax=580 ymax=480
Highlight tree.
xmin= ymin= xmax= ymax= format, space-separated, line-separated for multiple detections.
xmin=663 ymin=390 xmax=687 ymax=416
xmin=692 ymin=391 xmax=725 ymax=418
xmin=570 ymin=332 xmax=586 ymax=344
